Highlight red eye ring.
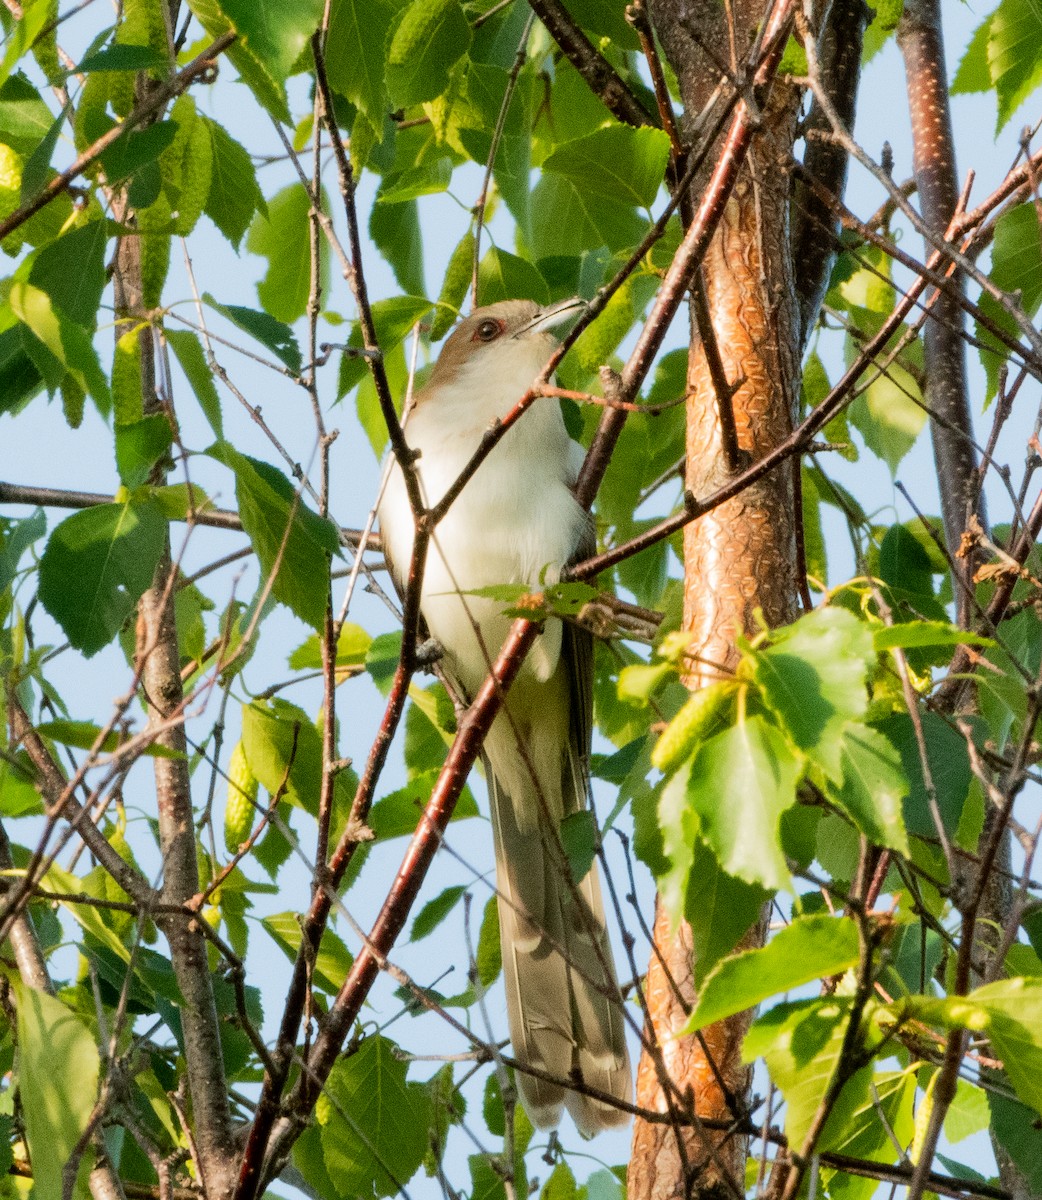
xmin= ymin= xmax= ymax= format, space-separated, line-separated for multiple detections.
xmin=473 ymin=318 xmax=504 ymax=343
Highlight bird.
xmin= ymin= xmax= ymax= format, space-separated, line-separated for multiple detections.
xmin=377 ymin=298 xmax=632 ymax=1135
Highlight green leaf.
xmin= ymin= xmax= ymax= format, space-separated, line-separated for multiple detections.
xmin=314 ymin=1036 xmax=432 ymax=1198
xmin=27 ymin=216 xmax=107 ymax=327
xmin=988 ymin=0 xmax=1042 ymax=131
xmin=477 ymin=246 xmax=549 ymax=306
xmin=204 ymin=294 xmax=302 ymax=373
xmin=745 ymin=997 xmax=871 ymax=1149
xmin=36 ymin=718 xmax=179 ymax=757
xmin=241 ymin=698 xmax=323 ymax=815
xmin=878 ymin=709 xmax=969 ymax=841
xmin=115 ymin=413 xmax=173 ymax=488
xmin=210 ymin=445 xmax=338 ymax=629
xmin=530 ymin=170 xmax=646 ymax=258
xmin=542 ymin=126 xmax=670 ymax=209
xmin=386 ymin=0 xmax=472 ymax=108
xmin=15 ymin=985 xmax=101 ymax=1200
xmin=187 ymin=0 xmax=321 ymax=123
xmin=431 ymin=230 xmax=474 ymax=339
xmin=263 ymin=911 xmax=354 ymax=994
xmin=849 ymin=353 xmax=925 ymax=470
xmin=368 ymin=769 xmax=478 ymax=841
xmin=687 ymin=914 xmax=860 ymax=1032
xmin=831 ymin=723 xmax=909 ymax=853
xmin=98 ymin=118 xmax=177 ymax=184
xmin=476 ymin=894 xmax=501 ymax=987
xmin=366 ymin=630 xmax=403 ymax=694
xmin=217 ymin=0 xmax=321 ymax=83
xmin=77 ymin=43 xmax=168 ymax=72
xmin=167 ymin=328 xmax=223 ymax=437
xmin=753 ymin=606 xmax=875 ymax=781
xmin=0 ymin=72 xmax=57 ymax=154
xmin=976 ymin=204 xmax=1042 ymax=399
xmin=685 ymin=715 xmax=800 ymax=890
xmin=289 ymin=622 xmax=372 ymax=672
xmin=38 ymin=499 xmax=165 ymax=655
xmin=247 ymin=183 xmax=328 ymax=324
xmin=337 ymin=294 xmax=432 ymax=399
xmin=821 ymin=1069 xmax=916 ymax=1200
xmin=989 ymin=1093 xmax=1042 ymax=1193
xmin=965 ymin=978 xmax=1042 ymax=1116
xmin=952 ymin=14 xmax=991 ymax=94
xmin=685 ymin=837 xmax=771 ymax=986
xmin=370 ymin=197 xmax=425 ymax=296
xmin=945 ymin=1077 xmax=991 ymax=1143
xmin=0 ymin=0 xmax=54 ymax=90
xmin=202 ymin=117 xmax=265 ymax=249
xmin=10 ymin=281 xmax=112 ymax=414
xmin=873 ymin=621 xmax=993 ymax=652
xmin=326 ymin=0 xmax=406 ymax=132
xmin=410 ymin=884 xmax=466 ymax=940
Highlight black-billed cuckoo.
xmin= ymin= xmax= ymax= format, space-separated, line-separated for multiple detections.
xmin=377 ymin=298 xmax=632 ymax=1134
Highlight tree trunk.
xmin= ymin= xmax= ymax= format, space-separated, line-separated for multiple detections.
xmin=630 ymin=4 xmax=805 ymax=1196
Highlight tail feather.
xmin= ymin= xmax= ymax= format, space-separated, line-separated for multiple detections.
xmin=488 ymin=760 xmax=632 ymax=1135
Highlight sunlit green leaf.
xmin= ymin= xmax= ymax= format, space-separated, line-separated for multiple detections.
xmin=38 ymin=499 xmax=165 ymax=655
xmin=688 ymin=914 xmax=860 ymax=1032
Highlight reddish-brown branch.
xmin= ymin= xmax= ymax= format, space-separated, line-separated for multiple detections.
xmin=527 ymin=0 xmax=656 ymax=128
xmin=898 ymin=0 xmax=981 ymax=624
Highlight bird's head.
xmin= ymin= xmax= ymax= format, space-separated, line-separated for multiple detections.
xmin=427 ymin=297 xmax=585 ymax=396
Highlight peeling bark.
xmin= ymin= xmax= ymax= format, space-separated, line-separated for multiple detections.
xmin=630 ymin=4 xmax=805 ymax=1197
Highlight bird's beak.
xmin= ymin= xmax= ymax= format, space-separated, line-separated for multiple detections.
xmin=513 ymin=296 xmax=587 ymax=339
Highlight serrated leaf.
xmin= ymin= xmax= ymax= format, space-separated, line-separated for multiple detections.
xmin=10 ymin=280 xmax=111 ymax=414
xmin=542 ymin=126 xmax=670 ymax=209
xmin=878 ymin=709 xmax=969 ymax=841
xmin=431 ymin=230 xmax=474 ymax=339
xmin=410 ymin=883 xmax=466 ymax=940
xmin=202 ymin=117 xmax=265 ymax=249
xmin=830 ymin=723 xmax=909 ymax=853
xmin=687 ymin=914 xmax=860 ymax=1032
xmin=386 ymin=0 xmax=472 ymax=108
xmin=685 ymin=715 xmax=800 ymax=890
xmin=477 ymin=245 xmax=548 ymax=306
xmin=203 ymin=294 xmax=301 ymax=373
xmin=753 ymin=606 xmax=875 ymax=782
xmin=316 ymin=1036 xmax=433 ymax=1198
xmin=115 ymin=413 xmax=173 ymax=488
xmin=685 ymin=837 xmax=770 ymax=986
xmin=38 ymin=499 xmax=165 ymax=655
xmin=745 ymin=997 xmax=872 ymax=1149
xmin=209 ymin=444 xmax=338 ymax=629
xmin=167 ymin=328 xmax=223 ymax=437
xmin=241 ymin=698 xmax=323 ymax=816
xmin=289 ymin=623 xmax=372 ymax=673
xmin=247 ymin=183 xmax=329 ymax=324
xmin=263 ymin=911 xmax=354 ymax=994
xmin=15 ymin=985 xmax=101 ymax=1200
xmin=326 ymin=0 xmax=406 ymax=132
xmin=337 ymin=294 xmax=432 ymax=399
xmin=36 ymin=718 xmax=180 ymax=758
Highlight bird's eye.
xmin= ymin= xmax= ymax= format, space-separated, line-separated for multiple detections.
xmin=473 ymin=318 xmax=503 ymax=343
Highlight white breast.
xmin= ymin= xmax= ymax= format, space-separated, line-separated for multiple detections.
xmin=377 ymin=380 xmax=587 ymax=697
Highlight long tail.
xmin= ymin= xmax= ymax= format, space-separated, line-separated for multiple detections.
xmin=487 ymin=750 xmax=632 ymax=1135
